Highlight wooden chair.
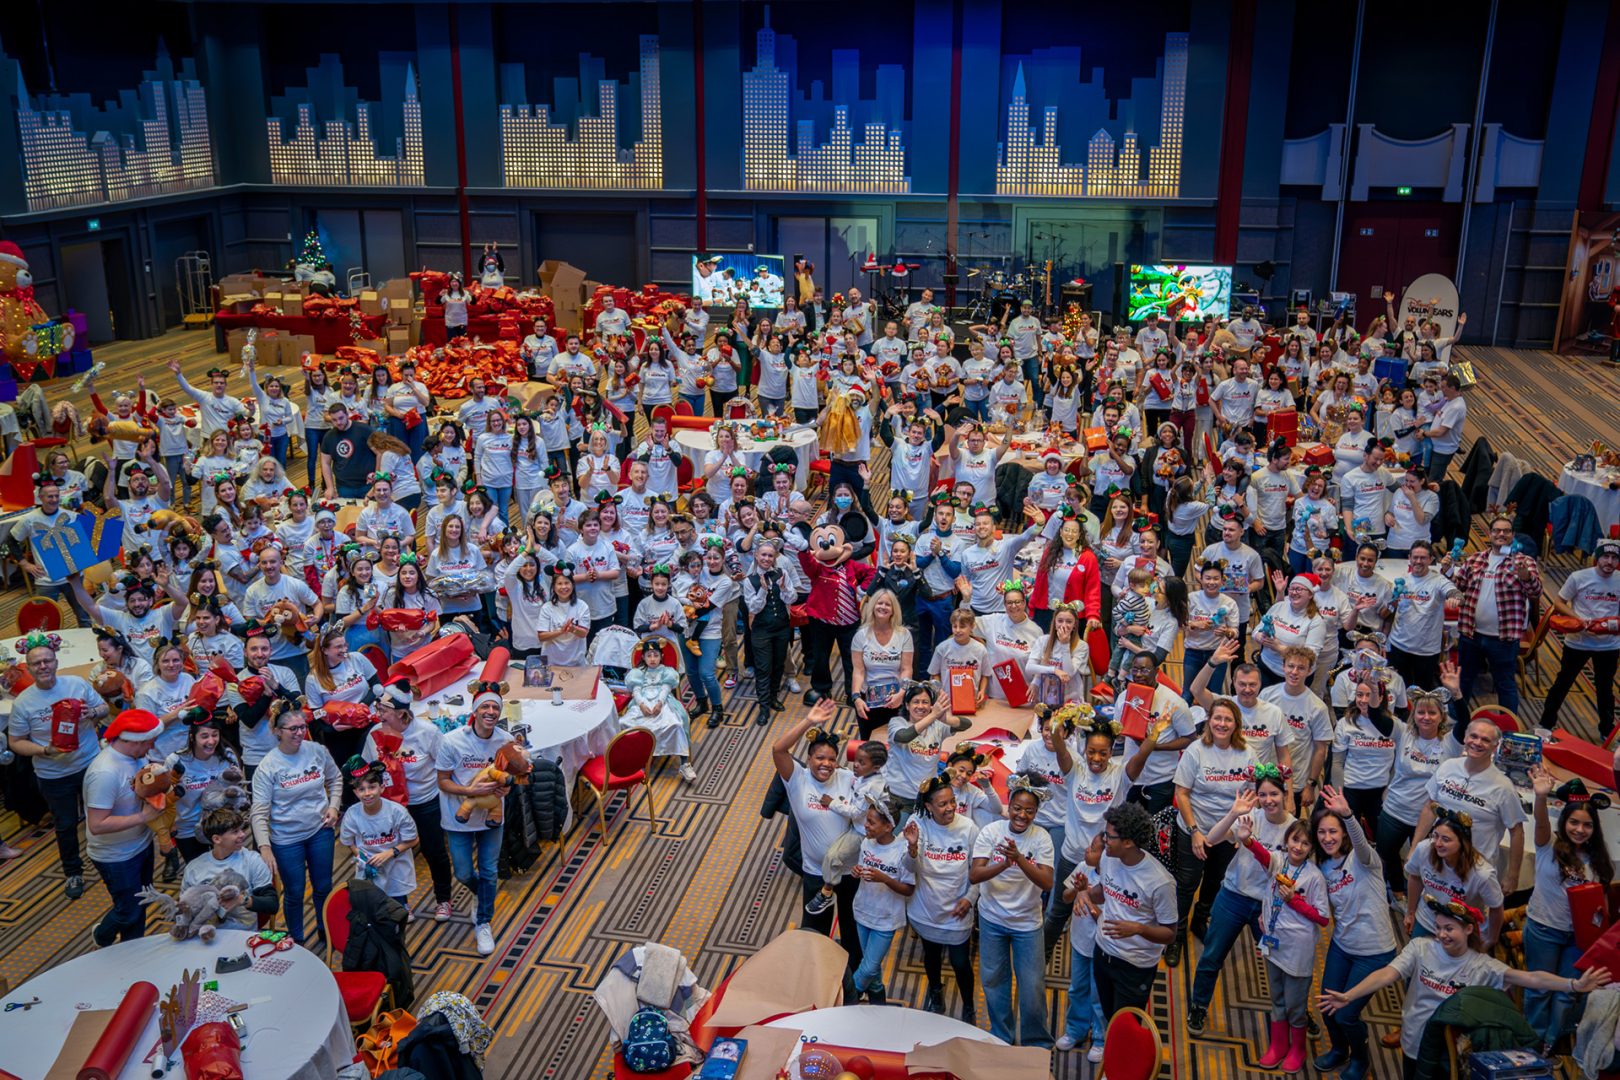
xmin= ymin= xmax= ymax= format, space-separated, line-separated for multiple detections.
xmin=320 ymin=884 xmax=394 ymax=1033
xmin=1099 ymin=1006 xmax=1162 ymax=1080
xmin=14 ymin=595 xmax=64 ymax=634
xmin=1519 ymin=609 xmax=1553 ymax=692
xmin=578 ymin=727 xmax=658 ymax=846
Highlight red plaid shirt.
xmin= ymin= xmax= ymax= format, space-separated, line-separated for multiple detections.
xmin=1451 ymin=549 xmax=1542 ymax=639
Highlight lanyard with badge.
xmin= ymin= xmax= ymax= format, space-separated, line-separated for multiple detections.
xmin=1259 ymin=856 xmax=1305 ymax=955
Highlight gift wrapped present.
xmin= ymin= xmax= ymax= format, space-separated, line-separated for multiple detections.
xmin=427 ymin=569 xmax=495 ymax=598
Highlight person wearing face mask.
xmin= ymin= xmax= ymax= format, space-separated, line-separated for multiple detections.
xmin=1442 ymin=515 xmax=1542 ymax=719
xmin=1541 ymin=538 xmax=1620 ymax=738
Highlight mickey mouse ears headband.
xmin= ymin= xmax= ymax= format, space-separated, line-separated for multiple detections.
xmin=1428 ymin=802 xmax=1474 ymax=833
xmin=15 ymin=630 xmax=62 ymax=654
xmin=1006 ymin=770 xmax=1053 ymax=803
xmin=1424 ymin=892 xmax=1484 ymax=927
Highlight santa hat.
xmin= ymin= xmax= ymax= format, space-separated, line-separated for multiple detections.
xmin=847 ymin=382 xmax=869 ymax=401
xmin=105 ymin=708 xmax=162 ymax=742
xmin=1289 ymin=573 xmax=1322 ymax=592
xmin=1041 ymin=447 xmax=1063 ymax=462
xmin=0 ymin=242 xmax=25 ymax=269
xmin=472 ymin=687 xmax=504 ymax=713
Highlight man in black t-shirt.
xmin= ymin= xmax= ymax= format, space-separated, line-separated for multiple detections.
xmin=318 ymin=403 xmax=377 ymax=499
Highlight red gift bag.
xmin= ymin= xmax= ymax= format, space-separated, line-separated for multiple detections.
xmin=49 ymin=698 xmax=84 ymax=753
xmin=1570 ymin=882 xmax=1611 ymax=951
xmin=368 ymin=728 xmax=411 ymax=806
xmin=948 ymin=665 xmax=979 ymax=716
xmin=992 ymin=660 xmax=1029 ymax=708
xmin=388 ymin=633 xmax=476 ymax=699
xmin=1086 ymin=625 xmax=1111 ymax=677
xmin=1118 ymin=682 xmax=1156 ymax=742
xmin=181 ymin=1020 xmax=244 ymax=1080
xmin=1577 ymin=915 xmax=1620 ymax=974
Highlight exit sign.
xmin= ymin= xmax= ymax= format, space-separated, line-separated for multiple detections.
xmin=1396 ymin=186 xmax=1413 ymax=196
xmin=87 ymin=218 xmax=100 ymax=231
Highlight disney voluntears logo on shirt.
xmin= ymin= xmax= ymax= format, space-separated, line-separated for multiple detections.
xmin=278 ymin=765 xmax=324 ymax=790
xmin=1418 ymin=966 xmax=1468 ymax=998
xmin=1202 ymin=764 xmax=1256 ymax=785
xmin=1101 ymin=879 xmax=1144 ymax=909
xmin=922 ymin=842 xmax=970 ymax=863
xmin=1433 ymin=776 xmax=1490 ymax=811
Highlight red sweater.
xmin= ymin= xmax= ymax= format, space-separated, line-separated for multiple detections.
xmin=796 ymin=550 xmax=876 ymax=625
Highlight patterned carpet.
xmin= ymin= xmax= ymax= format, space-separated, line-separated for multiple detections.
xmin=0 ymin=335 xmax=1613 ymax=1078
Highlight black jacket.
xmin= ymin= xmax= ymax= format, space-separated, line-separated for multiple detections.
xmin=995 ymin=462 xmax=1033 ymax=525
xmin=1507 ymin=472 xmax=1564 ymax=555
xmin=761 ymin=773 xmax=803 ymax=878
xmin=1459 ymin=436 xmax=1496 ymax=514
xmin=397 ymin=1012 xmax=483 ymax=1080
xmin=1433 ymin=479 xmax=1472 ymax=552
xmin=343 ymin=879 xmax=415 ymax=1009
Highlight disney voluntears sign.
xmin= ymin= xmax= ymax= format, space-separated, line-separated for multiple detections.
xmin=1396 ymin=274 xmax=1461 ymax=339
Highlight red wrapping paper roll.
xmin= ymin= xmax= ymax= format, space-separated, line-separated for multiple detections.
xmin=479 ymin=646 xmax=510 ymax=687
xmin=78 ymin=980 xmax=158 ymax=1080
xmin=180 ymin=1021 xmax=244 ymax=1080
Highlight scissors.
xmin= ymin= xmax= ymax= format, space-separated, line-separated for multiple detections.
xmin=247 ymin=932 xmax=293 ymax=959
xmin=5 ymin=997 xmax=40 ymax=1012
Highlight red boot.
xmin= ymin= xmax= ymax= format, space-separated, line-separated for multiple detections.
xmin=1281 ymin=1023 xmax=1309 ymax=1071
xmin=1256 ymin=1020 xmax=1289 ymax=1068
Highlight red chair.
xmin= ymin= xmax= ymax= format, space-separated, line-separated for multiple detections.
xmin=845 ymin=738 xmax=866 ymax=762
xmin=1100 ymin=1006 xmax=1162 ymax=1080
xmin=320 ymin=884 xmax=394 ymax=1032
xmin=359 ymin=645 xmax=389 ymax=682
xmin=652 ymin=405 xmax=675 ymax=427
xmin=15 ymin=596 xmax=64 ymax=634
xmin=726 ymin=399 xmax=750 ymax=419
xmin=673 ymin=399 xmax=694 ymax=417
xmin=579 ymin=727 xmax=658 ymax=846
xmin=675 ymin=455 xmax=697 ymax=494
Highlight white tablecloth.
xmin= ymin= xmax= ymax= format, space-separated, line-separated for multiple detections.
xmin=674 ymin=426 xmax=819 ymax=492
xmin=0 ymin=928 xmax=353 ymax=1080
xmin=1561 ymin=465 xmax=1620 ymax=533
xmin=0 ymin=628 xmax=101 ymax=721
xmin=412 ymin=674 xmax=621 ymax=829
xmin=766 ymin=1004 xmax=1002 ymax=1054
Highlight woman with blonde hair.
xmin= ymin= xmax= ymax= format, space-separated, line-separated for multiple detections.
xmin=425 ymin=513 xmax=488 ymax=622
xmin=851 ymin=587 xmax=914 ymax=740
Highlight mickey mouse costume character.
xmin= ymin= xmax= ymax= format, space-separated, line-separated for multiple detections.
xmin=797 ymin=519 xmax=877 ymax=705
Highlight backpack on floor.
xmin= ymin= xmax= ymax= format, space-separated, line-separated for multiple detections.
xmin=622 ymin=1006 xmax=677 ymax=1073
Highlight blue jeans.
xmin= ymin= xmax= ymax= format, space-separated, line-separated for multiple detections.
xmin=681 ymin=392 xmax=707 ymax=416
xmin=980 ymin=918 xmax=1052 ymax=1048
xmin=692 ymin=636 xmax=722 ymax=708
xmin=268 ymin=432 xmax=290 ymax=465
xmin=91 ymin=843 xmax=154 ymax=944
xmin=485 ymin=485 xmax=513 ymax=524
xmin=165 ymin=452 xmax=193 ymax=505
xmin=1321 ymin=939 xmax=1396 ymax=1042
xmin=1288 ymin=549 xmax=1314 ymax=574
xmin=1166 ymin=532 xmax=1196 ymax=576
xmin=303 ymin=432 xmax=325 ymax=487
xmin=759 ymin=396 xmax=786 ymax=417
xmin=962 ymin=397 xmax=989 ymax=421
xmin=1190 ymin=888 xmax=1262 ymax=1007
xmin=914 ymin=593 xmax=954 ymax=680
xmin=1523 ymin=918 xmax=1582 ymax=1043
xmin=447 ymin=825 xmax=503 ymax=925
xmin=271 ymin=827 xmax=335 ymax=944
xmin=852 ymin=924 xmax=898 ymax=994
xmin=1183 ymin=647 xmax=1224 ymax=701
xmin=1459 ymin=632 xmax=1523 ymax=717
xmin=1020 ymin=356 xmax=1043 ymax=408
xmin=1064 ymin=943 xmax=1108 ymax=1043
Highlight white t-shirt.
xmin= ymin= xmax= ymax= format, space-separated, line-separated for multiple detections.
xmin=1430 ymin=396 xmax=1467 ymax=454
xmin=1387 ymin=486 xmax=1439 ymax=550
xmin=1423 ymin=759 xmax=1527 ymax=859
xmin=362 ymin=719 xmax=444 ymax=806
xmin=1259 ymin=684 xmax=1333 ymax=759
xmin=182 ymin=849 xmax=274 ymax=928
xmin=1383 ymin=722 xmax=1460 ymax=826
xmin=7 ymin=676 xmax=105 ymax=779
xmin=1198 ymin=542 xmax=1265 ymax=622
xmin=1235 ymin=698 xmax=1289 ymax=767
xmin=1388 ymin=937 xmax=1508 ymax=1059
xmin=341 ymin=799 xmax=419 ymax=896
xmin=1173 ymin=740 xmax=1258 ymax=832
xmin=906 ymin=812 xmax=981 ymax=940
xmin=975 ymin=614 xmax=1046 ymax=701
xmin=1094 ymin=853 xmax=1178 ymax=968
xmin=1560 ymin=567 xmax=1620 ymax=652
xmin=972 ymin=820 xmax=1054 ymax=932
xmin=1211 ymin=377 xmax=1258 ymax=425
xmin=1403 ymin=840 xmax=1503 ymax=935
xmin=852 ymin=834 xmax=916 ymax=933
xmin=1387 ymin=570 xmax=1457 ymax=655
xmin=84 ymin=746 xmax=154 ymax=863
xmin=435 ymin=724 xmax=515 ymax=833
xmin=1061 ymin=760 xmax=1130 ymax=863
xmin=785 ymin=761 xmax=857 ymax=875
xmin=1526 ymin=844 xmax=1594 ymax=932
xmin=250 ymin=741 xmax=340 ymax=845
xmin=852 ymin=626 xmax=914 ymax=691
xmin=1331 ymin=712 xmax=1397 ymax=789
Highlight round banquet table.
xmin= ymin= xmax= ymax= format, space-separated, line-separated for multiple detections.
xmin=1560 ymin=464 xmax=1620 ymax=533
xmin=0 ymin=627 xmax=101 ymax=721
xmin=412 ymin=675 xmax=621 ymax=830
xmin=0 ymin=928 xmax=353 ymax=1080
xmin=765 ymin=1004 xmax=1002 ymax=1054
xmin=673 ymin=425 xmax=819 ymax=492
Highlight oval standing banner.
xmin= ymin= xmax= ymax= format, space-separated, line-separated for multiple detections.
xmin=1397 ymin=273 xmax=1461 ymax=339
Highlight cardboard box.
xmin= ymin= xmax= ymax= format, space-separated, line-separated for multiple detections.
xmin=382 ymin=278 xmax=414 ymax=303
xmin=387 ymin=297 xmax=416 ymax=323
xmin=386 ymin=327 xmax=411 ymax=354
xmin=282 ymin=292 xmax=305 ymax=316
xmin=262 ymin=291 xmax=284 ymax=312
xmin=278 ymin=334 xmax=316 ymax=367
xmin=358 ymin=290 xmax=384 ymax=316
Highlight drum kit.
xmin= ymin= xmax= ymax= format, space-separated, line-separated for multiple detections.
xmin=963 ymin=260 xmax=1054 ymax=324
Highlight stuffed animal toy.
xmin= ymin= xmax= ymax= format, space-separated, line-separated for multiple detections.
xmin=133 ymin=508 xmax=201 ymax=536
xmin=454 ymin=742 xmax=533 ymax=824
xmin=133 ymin=759 xmax=186 ymax=857
xmin=265 ymin=599 xmax=308 ymax=645
xmin=136 ymin=870 xmax=248 ymax=944
xmin=92 ymin=667 xmax=135 ymax=709
xmin=0 ymin=242 xmax=54 ymax=368
xmin=191 ymin=765 xmax=251 ymax=841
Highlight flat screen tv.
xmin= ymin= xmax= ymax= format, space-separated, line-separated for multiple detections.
xmin=692 ymin=253 xmax=786 ymax=309
xmin=1128 ymin=263 xmax=1233 ymax=323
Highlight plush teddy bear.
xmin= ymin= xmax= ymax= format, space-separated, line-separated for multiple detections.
xmin=191 ymin=764 xmax=251 ymax=842
xmin=265 ymin=598 xmax=309 ymax=645
xmin=137 ymin=869 xmax=249 ymax=944
xmin=132 ymin=759 xmax=185 ymax=856
xmin=454 ymin=742 xmax=533 ymax=825
xmin=0 ymin=241 xmax=56 ymax=367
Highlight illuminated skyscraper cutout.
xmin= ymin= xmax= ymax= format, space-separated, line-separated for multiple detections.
xmin=742 ymin=7 xmax=909 ymax=193
xmin=996 ymin=33 xmax=1187 ymax=198
xmin=500 ymin=35 xmax=662 ymax=189
xmin=267 ymin=59 xmax=423 ymax=187
xmin=11 ymin=44 xmax=214 ymax=212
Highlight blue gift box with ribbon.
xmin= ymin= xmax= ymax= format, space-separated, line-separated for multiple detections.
xmin=27 ymin=509 xmax=123 ymax=580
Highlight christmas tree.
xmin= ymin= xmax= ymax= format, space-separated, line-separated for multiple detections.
xmin=296 ymin=230 xmax=326 ymax=270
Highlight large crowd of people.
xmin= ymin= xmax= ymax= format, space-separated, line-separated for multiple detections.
xmin=5 ymin=274 xmax=1619 ymax=1079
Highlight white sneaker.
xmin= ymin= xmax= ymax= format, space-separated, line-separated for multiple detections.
xmin=1055 ymin=1035 xmax=1077 ymax=1051
xmin=1086 ymin=1043 xmax=1105 ymax=1063
xmin=679 ymin=763 xmax=698 ymax=783
xmin=788 ymin=679 xmax=803 ymax=693
xmin=474 ymin=923 xmax=494 ymax=955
